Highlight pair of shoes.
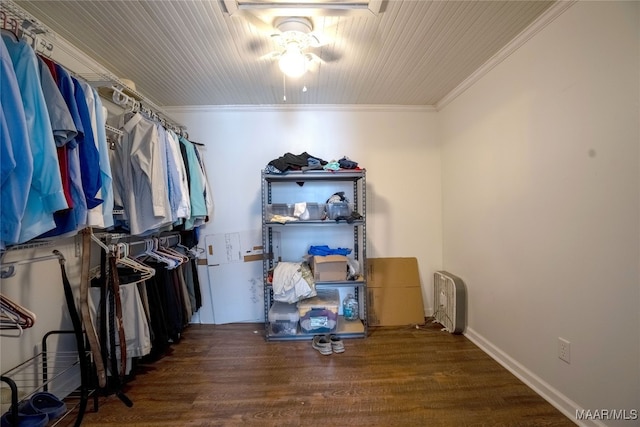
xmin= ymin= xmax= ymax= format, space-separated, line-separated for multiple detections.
xmin=1 ymin=391 xmax=68 ymax=427
xmin=20 ymin=392 xmax=67 ymax=420
xmin=329 ymin=335 xmax=345 ymax=353
xmin=312 ymin=335 xmax=332 ymax=355
xmin=0 ymin=411 xmax=48 ymax=427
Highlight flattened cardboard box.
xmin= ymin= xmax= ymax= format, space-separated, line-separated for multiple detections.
xmin=366 ymin=257 xmax=424 ymax=326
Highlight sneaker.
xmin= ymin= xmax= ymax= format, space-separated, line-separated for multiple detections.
xmin=329 ymin=335 xmax=345 ymax=353
xmin=312 ymin=335 xmax=332 ymax=355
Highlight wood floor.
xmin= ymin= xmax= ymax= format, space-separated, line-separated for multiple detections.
xmin=64 ymin=322 xmax=575 ymax=427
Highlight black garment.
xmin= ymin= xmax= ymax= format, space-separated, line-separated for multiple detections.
xmin=268 ymin=152 xmax=327 ymax=172
xmin=186 ymin=257 xmax=203 ymax=311
xmin=147 ymin=262 xmax=183 ymax=342
xmin=141 ymin=271 xmax=169 ymax=361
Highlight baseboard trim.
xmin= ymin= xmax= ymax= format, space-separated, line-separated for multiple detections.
xmin=464 ymin=327 xmax=605 ymax=427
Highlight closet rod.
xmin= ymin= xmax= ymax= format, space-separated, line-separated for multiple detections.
xmin=2 ymin=0 xmax=187 ymax=132
xmin=3 ymin=240 xmax=55 ymax=253
xmin=93 ymin=232 xmax=181 ymax=250
xmin=105 ymin=124 xmax=123 ymax=137
xmin=0 ymin=1 xmax=47 ymax=37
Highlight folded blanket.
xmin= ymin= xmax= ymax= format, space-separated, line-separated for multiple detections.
xmin=272 ymin=262 xmax=316 ymax=303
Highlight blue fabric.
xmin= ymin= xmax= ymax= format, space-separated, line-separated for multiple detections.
xmin=0 ymin=37 xmax=33 ymax=247
xmin=53 ymin=64 xmax=86 ymax=230
xmin=39 ymin=63 xmax=87 ymax=237
xmin=2 ymin=34 xmax=67 ymax=243
xmin=35 ymin=58 xmax=79 ymax=237
xmin=308 ymin=157 xmax=321 ymax=166
xmin=308 ymin=245 xmax=352 ymax=256
xmin=73 ymin=77 xmax=103 ymax=210
xmin=323 ymin=161 xmax=340 ymax=171
xmin=338 ymin=156 xmax=358 ymax=169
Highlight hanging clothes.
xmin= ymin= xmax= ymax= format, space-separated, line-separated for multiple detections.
xmin=81 ymin=81 xmax=113 ymax=229
xmin=0 ymin=35 xmax=33 ymax=249
xmin=38 ymin=62 xmax=87 ymax=236
xmin=115 ymin=112 xmax=173 ymax=235
xmin=178 ymin=136 xmax=207 ymax=230
xmin=36 ymin=55 xmax=76 ymax=206
xmin=73 ymin=77 xmax=103 ymax=210
xmin=166 ymin=130 xmax=191 ymax=223
xmin=193 ymin=144 xmax=214 ymax=220
xmin=2 ymin=33 xmax=68 ymax=243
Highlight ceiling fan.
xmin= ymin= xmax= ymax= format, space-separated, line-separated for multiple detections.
xmin=261 ymin=16 xmax=339 ymax=78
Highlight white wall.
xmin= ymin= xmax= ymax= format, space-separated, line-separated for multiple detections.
xmin=439 ymin=1 xmax=639 ymax=424
xmin=164 ymin=106 xmax=442 ymax=317
xmin=6 ymin=2 xmax=639 ymax=424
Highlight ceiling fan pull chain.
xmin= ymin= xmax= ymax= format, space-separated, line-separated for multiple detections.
xmin=283 ymin=74 xmax=287 ymax=102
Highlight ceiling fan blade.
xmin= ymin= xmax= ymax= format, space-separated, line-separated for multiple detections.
xmin=259 ymin=51 xmax=282 ymax=61
xmin=309 ymin=45 xmax=343 ymax=63
xmin=246 ymin=37 xmax=271 ymax=54
xmin=235 ymin=9 xmax=276 ymax=34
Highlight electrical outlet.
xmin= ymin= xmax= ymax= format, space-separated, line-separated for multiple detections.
xmin=558 ymin=337 xmax=571 ymax=364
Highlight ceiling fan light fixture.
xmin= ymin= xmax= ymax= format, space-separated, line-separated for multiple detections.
xmin=275 ymin=16 xmax=312 ymax=35
xmin=279 ymin=46 xmax=307 ymax=78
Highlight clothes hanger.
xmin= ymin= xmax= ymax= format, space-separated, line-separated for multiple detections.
xmin=151 ymin=238 xmax=182 ymax=267
xmin=1 ymin=14 xmax=20 ymax=41
xmin=0 ymin=308 xmax=24 ymax=337
xmin=138 ymin=239 xmax=178 ymax=269
xmin=158 ymin=237 xmax=189 ymax=264
xmin=1 ymin=294 xmax=36 ymax=328
xmin=111 ymin=86 xmax=130 ymax=107
xmin=177 ymin=243 xmax=204 ymax=258
xmin=115 ymin=242 xmax=155 ymax=284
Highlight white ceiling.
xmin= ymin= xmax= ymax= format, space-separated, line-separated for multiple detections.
xmin=12 ymin=0 xmax=556 ymax=107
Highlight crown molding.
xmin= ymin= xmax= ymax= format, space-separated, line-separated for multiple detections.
xmin=435 ymin=0 xmax=577 ymax=112
xmin=164 ymin=104 xmax=437 ymax=113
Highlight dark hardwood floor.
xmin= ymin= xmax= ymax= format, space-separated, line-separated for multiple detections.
xmin=65 ymin=322 xmax=575 ymax=427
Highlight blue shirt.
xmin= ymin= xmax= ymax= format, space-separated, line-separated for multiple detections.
xmin=73 ymin=77 xmax=103 ymax=210
xmin=2 ymin=34 xmax=67 ymax=243
xmin=54 ymin=64 xmax=87 ymax=229
xmin=0 ymin=36 xmax=33 ymax=247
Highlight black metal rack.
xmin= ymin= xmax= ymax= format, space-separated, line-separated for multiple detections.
xmin=1 ymin=331 xmax=97 ymax=427
xmin=0 ymin=250 xmax=97 ymax=427
xmin=261 ymin=169 xmax=368 ymax=341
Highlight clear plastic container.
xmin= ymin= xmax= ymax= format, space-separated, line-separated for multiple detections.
xmin=327 ymin=202 xmax=352 ymax=220
xmin=268 ymin=301 xmax=299 ymax=335
xmin=342 ymin=293 xmax=359 ymax=321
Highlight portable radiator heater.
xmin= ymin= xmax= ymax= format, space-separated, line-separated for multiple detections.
xmin=432 ymin=271 xmax=466 ymax=334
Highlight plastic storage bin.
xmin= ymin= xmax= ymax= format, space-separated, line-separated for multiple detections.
xmin=268 ymin=301 xmax=299 ymax=335
xmin=304 ymin=202 xmax=326 ymax=220
xmin=266 ymin=203 xmax=294 ymax=220
xmin=297 ymin=289 xmax=340 ymax=334
xmin=327 ymin=202 xmax=352 ymax=220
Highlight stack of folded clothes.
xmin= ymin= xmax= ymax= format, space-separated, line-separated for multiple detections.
xmin=298 ymin=289 xmax=340 ymax=334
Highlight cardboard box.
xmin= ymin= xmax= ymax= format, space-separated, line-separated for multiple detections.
xmin=366 ymin=257 xmax=425 ymax=326
xmin=311 ymin=255 xmax=348 ymax=282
